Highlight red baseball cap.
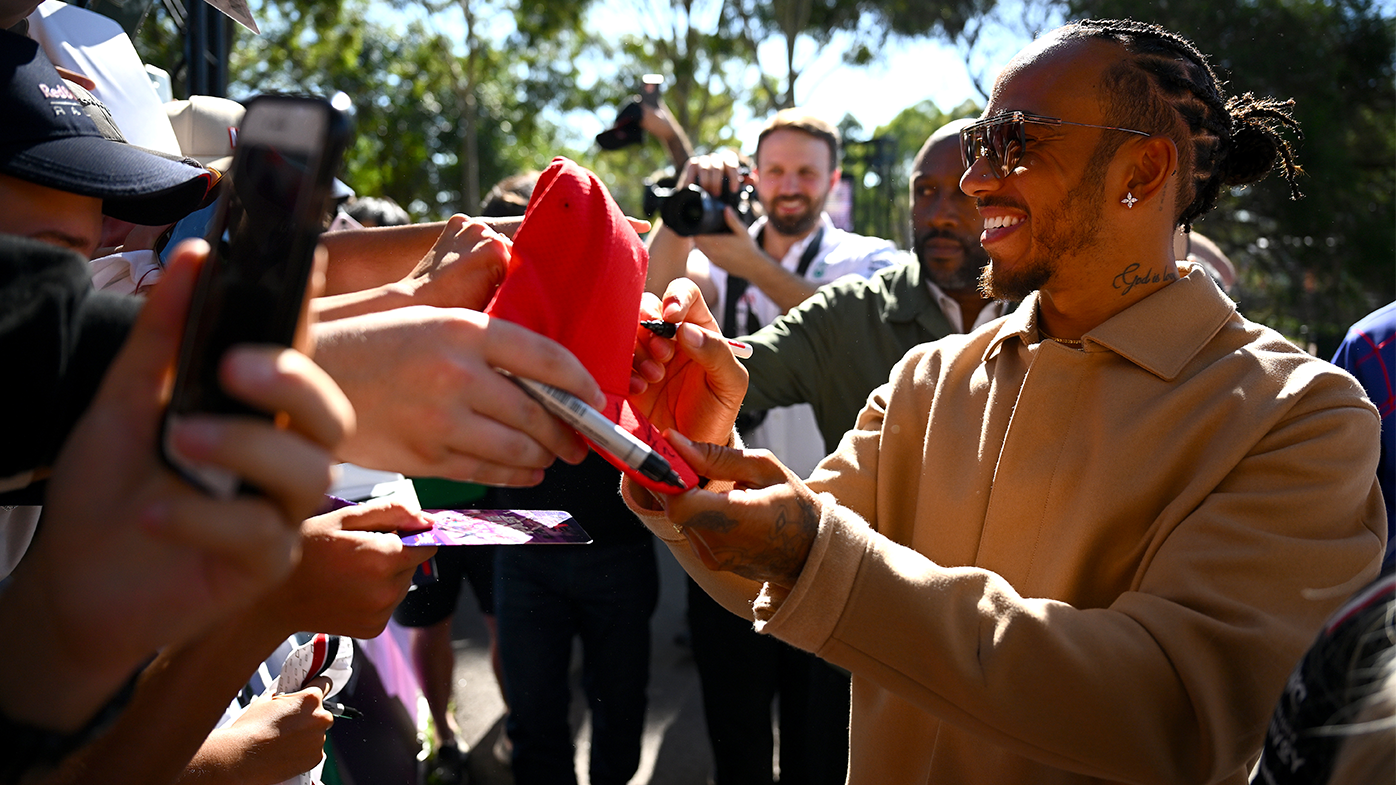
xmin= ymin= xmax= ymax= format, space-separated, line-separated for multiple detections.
xmin=485 ymin=157 xmax=698 ymax=495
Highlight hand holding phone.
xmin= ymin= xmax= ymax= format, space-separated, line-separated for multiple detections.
xmin=163 ymin=95 xmax=350 ymax=498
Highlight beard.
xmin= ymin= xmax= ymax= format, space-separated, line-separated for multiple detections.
xmin=978 ymin=247 xmax=1054 ymax=302
xmin=978 ymin=154 xmax=1110 ymax=302
xmin=764 ymin=193 xmax=824 ymax=236
xmin=917 ymin=229 xmax=990 ymax=291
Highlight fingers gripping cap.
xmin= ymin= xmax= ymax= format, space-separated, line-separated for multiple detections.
xmin=485 ymin=157 xmax=698 ymax=494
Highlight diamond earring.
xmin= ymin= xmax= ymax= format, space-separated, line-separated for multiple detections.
xmin=1121 ymin=192 xmax=1138 ymax=208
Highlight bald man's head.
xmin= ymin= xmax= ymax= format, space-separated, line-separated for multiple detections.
xmin=909 ymin=118 xmax=988 ymax=293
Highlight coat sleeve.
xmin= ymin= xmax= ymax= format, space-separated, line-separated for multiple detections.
xmin=741 ymin=279 xmax=848 ymax=415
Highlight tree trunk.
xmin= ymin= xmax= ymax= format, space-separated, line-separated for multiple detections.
xmin=459 ymin=0 xmax=481 ymax=211
xmin=774 ymin=0 xmax=811 ymax=108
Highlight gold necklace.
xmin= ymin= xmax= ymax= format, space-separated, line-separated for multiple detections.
xmin=1038 ymin=326 xmax=1084 ymax=347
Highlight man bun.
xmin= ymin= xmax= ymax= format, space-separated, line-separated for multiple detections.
xmin=1221 ymin=93 xmax=1304 ymax=200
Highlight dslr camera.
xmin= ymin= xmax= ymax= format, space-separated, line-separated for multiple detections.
xmin=646 ymin=168 xmax=756 ymax=237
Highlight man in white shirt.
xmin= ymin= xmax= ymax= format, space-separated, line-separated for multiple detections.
xmin=646 ymin=108 xmax=899 ymax=475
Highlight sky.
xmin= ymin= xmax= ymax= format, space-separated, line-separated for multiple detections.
xmin=731 ymin=29 xmax=1002 ymax=148
xmin=547 ymin=2 xmax=1058 ymax=153
xmin=373 ymin=1 xmax=1067 ymax=153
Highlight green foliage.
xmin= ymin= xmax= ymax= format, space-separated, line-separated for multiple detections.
xmin=221 ymin=0 xmax=585 ymax=221
xmin=882 ymin=99 xmax=979 ymax=245
xmin=566 ymin=2 xmax=747 ymax=218
xmin=129 ymin=0 xmax=1002 ymax=228
xmin=715 ymin=0 xmax=999 ymax=113
xmin=1064 ymin=0 xmax=1396 ymax=352
xmin=124 ymin=0 xmax=1392 ymax=348
xmin=580 ymin=0 xmax=991 ymax=221
xmin=130 ymin=4 xmax=186 ymax=95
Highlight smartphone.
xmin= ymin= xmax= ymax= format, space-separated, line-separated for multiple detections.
xmin=640 ymin=73 xmax=663 ymax=107
xmin=162 ymin=95 xmax=350 ymax=498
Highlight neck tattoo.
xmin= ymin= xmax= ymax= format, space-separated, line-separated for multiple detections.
xmin=1112 ymin=263 xmax=1180 ymax=297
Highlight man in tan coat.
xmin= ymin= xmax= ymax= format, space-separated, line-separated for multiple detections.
xmin=622 ymin=19 xmax=1386 ymax=785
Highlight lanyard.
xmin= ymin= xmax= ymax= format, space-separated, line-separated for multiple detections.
xmin=722 ymin=225 xmax=825 ymax=339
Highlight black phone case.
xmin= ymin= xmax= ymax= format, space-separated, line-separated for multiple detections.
xmin=161 ymin=95 xmax=350 ymax=497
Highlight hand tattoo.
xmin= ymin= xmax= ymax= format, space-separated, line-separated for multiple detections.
xmin=687 ymin=494 xmax=819 ymax=587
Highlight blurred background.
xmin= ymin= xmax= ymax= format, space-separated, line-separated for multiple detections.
xmin=112 ymin=0 xmax=1392 ymax=354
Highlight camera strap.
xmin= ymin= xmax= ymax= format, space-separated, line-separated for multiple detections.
xmin=722 ymin=225 xmax=824 ymax=339
xmin=724 ymin=225 xmax=823 ymax=434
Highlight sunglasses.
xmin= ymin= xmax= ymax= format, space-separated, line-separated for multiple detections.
xmin=960 ymin=111 xmax=1151 ymax=178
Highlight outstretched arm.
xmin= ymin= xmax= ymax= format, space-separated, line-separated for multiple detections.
xmin=321 ymin=215 xmax=649 ymax=296
xmin=314 ymin=305 xmax=599 ymax=486
xmin=320 ymin=217 xmax=514 ymax=295
xmin=662 ymin=433 xmax=821 ymax=590
xmin=32 ymin=502 xmax=433 ymax=785
xmin=177 ymin=681 xmax=334 ymax=785
xmin=640 ymin=100 xmax=694 ymax=171
xmin=313 ymin=216 xmax=509 ymax=320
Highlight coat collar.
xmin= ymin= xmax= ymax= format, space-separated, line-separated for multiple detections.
xmin=985 ymin=263 xmax=1236 ymax=380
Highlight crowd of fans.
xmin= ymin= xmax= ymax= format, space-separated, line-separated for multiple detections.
xmin=1 ymin=3 xmax=1393 ymax=785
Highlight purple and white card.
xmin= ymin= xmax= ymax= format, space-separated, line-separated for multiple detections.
xmin=399 ymin=509 xmax=591 ymax=547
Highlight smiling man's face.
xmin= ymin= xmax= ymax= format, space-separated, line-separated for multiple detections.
xmin=754 ymin=128 xmax=838 ymax=238
xmin=960 ymin=37 xmax=1123 ymax=302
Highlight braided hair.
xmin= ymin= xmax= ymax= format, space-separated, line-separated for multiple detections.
xmin=1058 ymin=19 xmax=1304 ymax=230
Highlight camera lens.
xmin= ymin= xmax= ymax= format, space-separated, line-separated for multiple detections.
xmin=661 ymin=185 xmax=728 ymax=237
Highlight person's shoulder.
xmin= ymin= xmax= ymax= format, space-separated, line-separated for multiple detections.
xmin=1343 ymin=300 xmax=1396 ymax=345
xmin=1214 ymin=312 xmax=1379 ymax=416
xmin=821 ymin=225 xmax=898 ymax=258
xmin=804 ymin=256 xmax=914 ymax=309
xmin=1332 ymin=302 xmax=1396 ymax=404
xmin=870 ymin=255 xmax=919 ymax=286
xmin=816 ymin=225 xmax=899 ymax=270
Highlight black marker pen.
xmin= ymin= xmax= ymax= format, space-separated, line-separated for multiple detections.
xmin=641 ymin=320 xmax=753 ymax=359
xmin=325 ymin=701 xmax=361 ymax=719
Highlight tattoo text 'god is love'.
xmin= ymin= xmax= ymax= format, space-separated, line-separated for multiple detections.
xmin=1113 ymin=263 xmax=1178 ymax=296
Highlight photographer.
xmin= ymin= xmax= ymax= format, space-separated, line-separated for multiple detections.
xmin=644 ymin=108 xmax=897 ymax=785
xmin=646 ymin=109 xmax=898 ymax=475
